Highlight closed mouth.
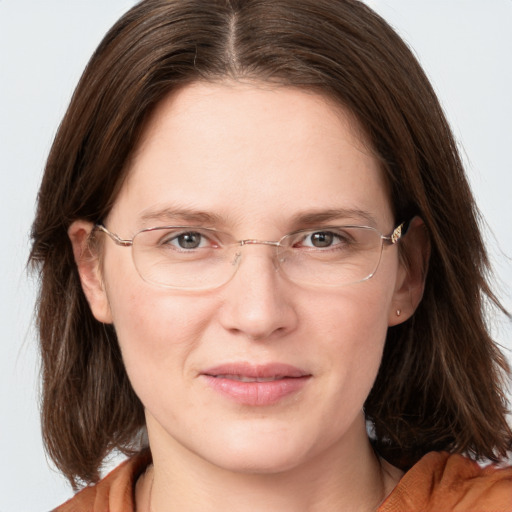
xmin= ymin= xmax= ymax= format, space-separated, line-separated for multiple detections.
xmin=211 ymin=374 xmax=296 ymax=382
xmin=201 ymin=363 xmax=311 ymax=405
xmin=202 ymin=362 xmax=310 ymax=380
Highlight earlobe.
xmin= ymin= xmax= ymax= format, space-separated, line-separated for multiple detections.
xmin=68 ymin=220 xmax=113 ymax=324
xmin=388 ymin=217 xmax=430 ymax=326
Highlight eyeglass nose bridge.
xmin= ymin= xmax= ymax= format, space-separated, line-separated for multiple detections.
xmin=238 ymin=239 xmax=281 ymax=247
xmin=230 ymin=239 xmax=285 ymax=274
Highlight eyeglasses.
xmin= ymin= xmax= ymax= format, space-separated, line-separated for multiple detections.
xmin=95 ymin=220 xmax=410 ymax=290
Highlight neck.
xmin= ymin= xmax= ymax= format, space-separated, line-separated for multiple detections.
xmin=139 ymin=415 xmax=402 ymax=512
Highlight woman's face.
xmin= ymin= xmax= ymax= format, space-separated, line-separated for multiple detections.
xmin=79 ymin=82 xmax=411 ymax=474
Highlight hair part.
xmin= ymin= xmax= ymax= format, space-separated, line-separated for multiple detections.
xmin=30 ymin=0 xmax=511 ymax=487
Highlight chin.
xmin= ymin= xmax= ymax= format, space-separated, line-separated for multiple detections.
xmin=208 ymin=445 xmax=310 ymax=475
xmin=190 ymin=420 xmax=329 ymax=476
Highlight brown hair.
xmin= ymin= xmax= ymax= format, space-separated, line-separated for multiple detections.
xmin=30 ymin=0 xmax=511 ymax=487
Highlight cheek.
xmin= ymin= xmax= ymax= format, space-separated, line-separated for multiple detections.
xmin=304 ymin=277 xmax=396 ymax=397
xmin=103 ymin=261 xmax=213 ymax=391
xmin=305 ymin=275 xmax=394 ymax=343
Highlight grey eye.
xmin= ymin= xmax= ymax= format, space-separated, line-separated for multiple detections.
xmin=175 ymin=232 xmax=203 ymax=249
xmin=309 ymin=232 xmax=335 ymax=247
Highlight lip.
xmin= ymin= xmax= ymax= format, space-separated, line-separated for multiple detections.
xmin=201 ymin=363 xmax=311 ymax=406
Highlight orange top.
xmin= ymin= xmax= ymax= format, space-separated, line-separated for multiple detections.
xmin=378 ymin=452 xmax=512 ymax=512
xmin=53 ymin=451 xmax=512 ymax=512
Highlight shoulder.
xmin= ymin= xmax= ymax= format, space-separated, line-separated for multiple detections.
xmin=379 ymin=451 xmax=512 ymax=512
xmin=52 ymin=450 xmax=152 ymax=512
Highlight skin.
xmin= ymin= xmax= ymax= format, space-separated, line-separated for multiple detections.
xmin=70 ymin=81 xmax=427 ymax=511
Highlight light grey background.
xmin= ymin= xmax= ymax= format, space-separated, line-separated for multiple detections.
xmin=1 ymin=1 xmax=511 ymax=510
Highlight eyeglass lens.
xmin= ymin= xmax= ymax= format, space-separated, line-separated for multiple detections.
xmin=130 ymin=226 xmax=386 ymax=289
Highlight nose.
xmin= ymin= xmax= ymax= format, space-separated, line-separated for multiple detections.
xmin=218 ymin=245 xmax=298 ymax=341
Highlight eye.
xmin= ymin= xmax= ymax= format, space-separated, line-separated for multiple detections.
xmin=308 ymin=231 xmax=335 ymax=248
xmin=175 ymin=232 xmax=204 ymax=249
xmin=160 ymin=230 xmax=213 ymax=250
xmin=299 ymin=230 xmax=347 ymax=249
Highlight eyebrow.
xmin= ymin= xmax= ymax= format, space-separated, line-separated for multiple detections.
xmin=138 ymin=206 xmax=378 ymax=229
xmin=289 ymin=208 xmax=378 ymax=228
xmin=139 ymin=207 xmax=224 ymax=226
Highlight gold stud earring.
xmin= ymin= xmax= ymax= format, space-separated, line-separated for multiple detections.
xmin=396 ymin=309 xmax=401 ymax=317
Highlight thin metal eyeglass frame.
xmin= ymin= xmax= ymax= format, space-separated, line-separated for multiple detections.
xmin=94 ymin=220 xmax=411 ymax=288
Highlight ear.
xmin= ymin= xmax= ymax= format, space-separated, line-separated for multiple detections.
xmin=68 ymin=220 xmax=113 ymax=324
xmin=388 ymin=216 xmax=430 ymax=326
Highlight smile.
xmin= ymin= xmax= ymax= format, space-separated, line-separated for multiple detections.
xmin=213 ymin=375 xmax=287 ymax=382
xmin=201 ymin=363 xmax=311 ymax=406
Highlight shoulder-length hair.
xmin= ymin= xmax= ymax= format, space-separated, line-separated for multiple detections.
xmin=30 ymin=0 xmax=511 ymax=487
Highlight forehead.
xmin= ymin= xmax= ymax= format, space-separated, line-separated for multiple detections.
xmin=109 ymin=81 xmax=393 ymax=234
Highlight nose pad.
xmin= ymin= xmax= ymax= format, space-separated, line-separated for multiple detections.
xmin=230 ymin=244 xmax=282 ymax=276
xmin=277 ymin=251 xmax=288 ymax=265
xmin=231 ymin=251 xmax=242 ymax=267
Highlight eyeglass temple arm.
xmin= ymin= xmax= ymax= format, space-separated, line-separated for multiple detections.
xmin=94 ymin=224 xmax=133 ymax=247
xmin=383 ymin=218 xmax=412 ymax=245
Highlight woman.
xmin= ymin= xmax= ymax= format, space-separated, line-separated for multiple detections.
xmin=30 ymin=0 xmax=512 ymax=510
